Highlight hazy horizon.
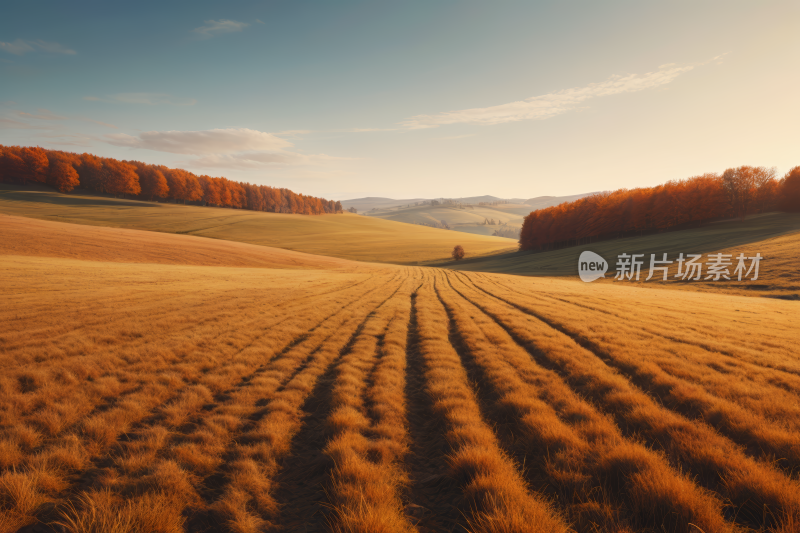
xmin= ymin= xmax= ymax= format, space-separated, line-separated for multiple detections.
xmin=2 ymin=0 xmax=798 ymax=200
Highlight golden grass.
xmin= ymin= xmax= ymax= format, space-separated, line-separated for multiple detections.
xmin=452 ymin=211 xmax=800 ymax=297
xmin=3 ymin=214 xmax=799 ymax=532
xmin=0 ymin=186 xmax=516 ymax=264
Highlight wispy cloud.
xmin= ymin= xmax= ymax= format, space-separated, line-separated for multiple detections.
xmin=0 ymin=39 xmax=76 ymax=55
xmin=402 ymin=62 xmax=702 ymax=129
xmin=104 ymin=127 xmax=347 ymax=169
xmin=19 ymin=109 xmax=67 ymax=120
xmin=339 ymin=127 xmax=398 ymax=133
xmin=0 ymin=117 xmax=41 ymax=129
xmin=12 ymin=108 xmax=117 ymax=129
xmin=189 ymin=151 xmax=351 ymax=169
xmin=104 ymin=128 xmax=294 ymax=155
xmin=434 ymin=133 xmax=476 ymax=141
xmin=193 ymin=19 xmax=249 ymax=39
xmin=83 ymin=93 xmax=197 ymax=106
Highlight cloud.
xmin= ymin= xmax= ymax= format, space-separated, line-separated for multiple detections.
xmin=0 ymin=39 xmax=75 ymax=55
xmin=0 ymin=117 xmax=40 ymax=129
xmin=30 ymin=40 xmax=76 ymax=55
xmin=103 ymin=127 xmax=349 ymax=169
xmin=84 ymin=93 xmax=197 ymax=106
xmin=19 ymin=109 xmax=67 ymax=120
xmin=188 ymin=151 xmax=348 ymax=169
xmin=401 ymin=63 xmax=697 ymax=129
xmin=11 ymin=108 xmax=117 ymax=129
xmin=104 ymin=127 xmax=294 ymax=155
xmin=435 ymin=133 xmax=476 ymax=141
xmin=275 ymin=129 xmax=313 ymax=138
xmin=339 ymin=127 xmax=398 ymax=133
xmin=0 ymin=40 xmax=34 ymax=55
xmin=82 ymin=118 xmax=117 ymax=129
xmin=193 ymin=19 xmax=249 ymax=38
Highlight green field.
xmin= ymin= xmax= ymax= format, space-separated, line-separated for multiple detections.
xmin=0 ymin=186 xmax=517 ymax=264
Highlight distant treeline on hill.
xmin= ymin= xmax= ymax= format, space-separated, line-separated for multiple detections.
xmin=0 ymin=145 xmax=343 ymax=215
xmin=519 ymin=165 xmax=800 ymax=251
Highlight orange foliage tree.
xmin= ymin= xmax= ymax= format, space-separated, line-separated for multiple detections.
xmin=778 ymin=166 xmax=800 ymax=212
xmin=519 ymin=166 xmax=789 ymax=251
xmin=0 ymin=144 xmax=342 ymax=215
xmin=45 ymin=152 xmax=81 ymax=193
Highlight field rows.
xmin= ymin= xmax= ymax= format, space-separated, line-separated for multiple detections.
xmin=2 ymin=256 xmax=799 ymax=532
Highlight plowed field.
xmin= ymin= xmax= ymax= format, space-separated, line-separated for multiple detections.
xmin=2 ymin=216 xmax=799 ymax=533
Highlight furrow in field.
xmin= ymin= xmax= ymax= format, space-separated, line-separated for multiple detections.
xmin=320 ymin=273 xmax=421 ymax=533
xmin=410 ymin=273 xmax=569 ymax=533
xmin=6 ymin=275 xmax=399 ymax=531
xmin=436 ymin=270 xmax=732 ymax=533
xmin=0 ymin=271 xmax=378 ymax=370
xmin=454 ymin=271 xmax=800 ymax=531
xmin=206 ymin=276 xmax=406 ymax=532
xmin=1 ymin=272 xmax=385 ymax=450
xmin=401 ymin=273 xmax=469 ymax=532
xmin=1 ymin=282 xmax=356 ymax=470
xmin=461 ymin=273 xmax=800 ymax=474
xmin=478 ymin=272 xmax=800 ymax=377
xmin=482 ymin=274 xmax=800 ymax=413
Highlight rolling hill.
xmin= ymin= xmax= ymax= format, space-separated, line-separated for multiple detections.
xmin=341 ymin=192 xmax=595 ymax=214
xmin=363 ymin=203 xmax=528 ymax=236
xmin=352 ymin=192 xmax=598 ymax=237
xmin=4 ymin=216 xmax=800 ymax=532
xmin=450 ymin=211 xmax=800 ymax=297
xmin=0 ymin=186 xmax=516 ymax=264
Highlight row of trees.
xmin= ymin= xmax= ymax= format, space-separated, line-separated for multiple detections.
xmin=519 ymin=166 xmax=800 ymax=251
xmin=492 ymin=227 xmax=520 ymax=238
xmin=0 ymin=145 xmax=343 ymax=215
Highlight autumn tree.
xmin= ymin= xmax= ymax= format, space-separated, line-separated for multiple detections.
xmin=1 ymin=144 xmax=343 ymax=216
xmin=779 ymin=166 xmax=800 ymax=212
xmin=19 ymin=146 xmax=49 ymax=185
xmin=135 ymin=163 xmax=169 ymax=201
xmin=45 ymin=152 xmax=80 ymax=193
xmin=0 ymin=147 xmax=28 ymax=183
xmin=722 ymin=166 xmax=776 ymax=220
xmin=77 ymin=153 xmax=105 ymax=192
xmin=101 ymin=159 xmax=140 ymax=197
xmin=452 ymin=245 xmax=465 ymax=260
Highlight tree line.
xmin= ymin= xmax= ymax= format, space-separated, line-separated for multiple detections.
xmin=519 ymin=165 xmax=800 ymax=251
xmin=0 ymin=145 xmax=343 ymax=215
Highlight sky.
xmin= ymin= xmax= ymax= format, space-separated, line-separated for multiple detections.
xmin=1 ymin=0 xmax=799 ymax=200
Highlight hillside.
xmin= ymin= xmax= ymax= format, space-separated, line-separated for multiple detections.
xmin=341 ymin=192 xmax=594 ymax=214
xmin=364 ymin=202 xmax=527 ymax=236
xmin=0 ymin=186 xmax=516 ymax=264
xmin=451 ymin=211 xmax=800 ymax=297
xmin=4 ymin=219 xmax=800 ymax=532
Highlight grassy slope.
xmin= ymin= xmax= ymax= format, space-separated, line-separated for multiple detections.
xmin=365 ymin=203 xmax=526 ymax=236
xmin=450 ymin=211 xmax=800 ymax=297
xmin=0 ymin=186 xmax=516 ymax=264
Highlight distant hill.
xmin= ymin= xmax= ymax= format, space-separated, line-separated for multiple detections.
xmin=0 ymin=186 xmax=516 ymax=264
xmin=525 ymin=192 xmax=598 ymax=209
xmin=339 ymin=197 xmax=427 ymax=212
xmin=341 ymin=193 xmax=595 ymax=214
xmin=344 ymin=192 xmax=597 ymax=237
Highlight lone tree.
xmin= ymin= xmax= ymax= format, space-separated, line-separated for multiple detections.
xmin=452 ymin=245 xmax=465 ymax=260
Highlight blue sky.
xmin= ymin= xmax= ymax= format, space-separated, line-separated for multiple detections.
xmin=2 ymin=0 xmax=798 ymax=199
